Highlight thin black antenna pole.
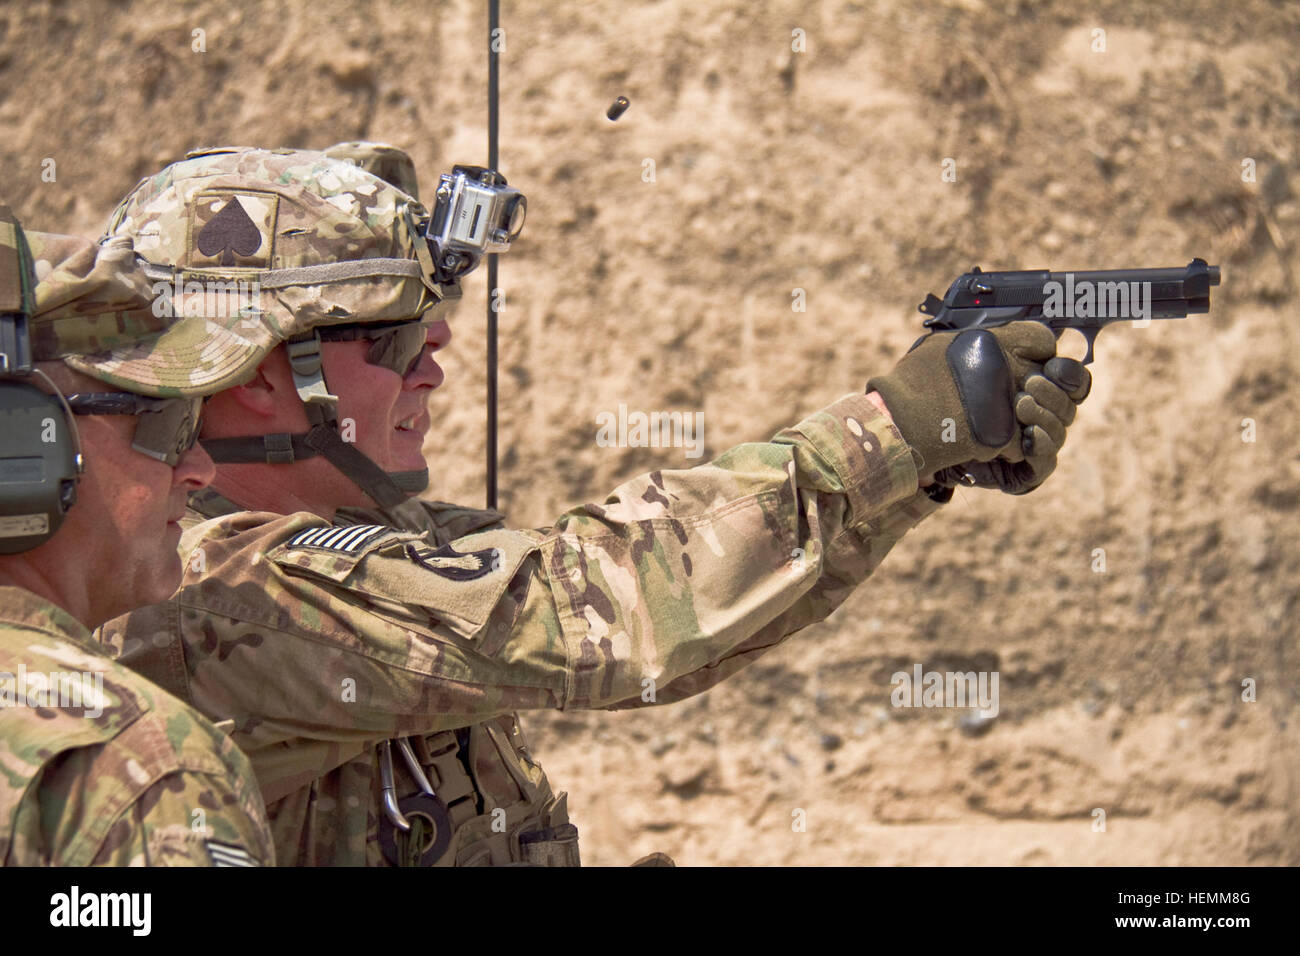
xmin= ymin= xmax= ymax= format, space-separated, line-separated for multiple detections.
xmin=486 ymin=0 xmax=500 ymax=510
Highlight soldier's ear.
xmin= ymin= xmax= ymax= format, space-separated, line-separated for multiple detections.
xmin=223 ymin=364 xmax=278 ymax=417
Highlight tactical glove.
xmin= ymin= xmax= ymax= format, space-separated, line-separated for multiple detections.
xmin=867 ymin=322 xmax=1091 ymax=491
xmin=933 ymin=356 xmax=1091 ymax=495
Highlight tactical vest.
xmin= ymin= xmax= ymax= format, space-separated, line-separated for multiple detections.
xmin=190 ymin=488 xmax=580 ymax=867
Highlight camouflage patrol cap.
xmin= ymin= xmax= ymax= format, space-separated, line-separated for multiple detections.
xmin=104 ymin=146 xmax=440 ymax=342
xmin=27 ymin=231 xmax=278 ymax=397
xmin=28 ymin=232 xmax=169 ymax=357
xmin=322 ymin=141 xmax=421 ymax=200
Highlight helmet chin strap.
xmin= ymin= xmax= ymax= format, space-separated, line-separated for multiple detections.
xmin=386 ymin=470 xmax=431 ymax=493
xmin=202 ymin=330 xmax=427 ymax=511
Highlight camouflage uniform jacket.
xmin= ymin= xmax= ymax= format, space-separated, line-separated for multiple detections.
xmin=0 ymin=587 xmax=274 ymax=866
xmin=98 ymin=393 xmax=946 ymax=865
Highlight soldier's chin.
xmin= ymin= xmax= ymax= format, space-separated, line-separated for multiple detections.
xmin=386 ymin=443 xmax=429 ymax=475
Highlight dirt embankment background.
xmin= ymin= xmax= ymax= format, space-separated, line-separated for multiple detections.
xmin=3 ymin=0 xmax=1297 ymax=865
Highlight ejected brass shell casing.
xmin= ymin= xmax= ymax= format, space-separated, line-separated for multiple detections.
xmin=606 ymin=96 xmax=630 ymax=120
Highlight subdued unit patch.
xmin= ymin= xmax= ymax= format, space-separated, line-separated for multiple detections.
xmin=404 ymin=542 xmax=500 ymax=581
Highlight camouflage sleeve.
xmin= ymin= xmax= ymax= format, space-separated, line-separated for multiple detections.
xmin=128 ymin=392 xmax=942 ymax=767
xmin=536 ymin=391 xmax=941 ymax=709
xmin=605 ymin=444 xmax=939 ymax=709
xmin=81 ymin=716 xmax=275 ymax=867
xmin=4 ymin=694 xmax=274 ymax=866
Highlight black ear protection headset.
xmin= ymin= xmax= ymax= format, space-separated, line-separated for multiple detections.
xmin=0 ymin=206 xmax=85 ymax=555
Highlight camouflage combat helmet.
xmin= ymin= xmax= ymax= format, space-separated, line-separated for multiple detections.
xmin=102 ymin=146 xmax=445 ymax=509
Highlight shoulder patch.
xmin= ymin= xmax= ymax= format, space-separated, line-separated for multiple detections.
xmin=206 ymin=841 xmax=260 ymax=867
xmin=285 ymin=524 xmax=394 ymax=554
xmin=405 ymin=542 xmax=500 ymax=581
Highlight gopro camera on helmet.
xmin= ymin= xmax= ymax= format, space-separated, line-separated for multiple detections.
xmin=420 ymin=165 xmax=526 ymax=287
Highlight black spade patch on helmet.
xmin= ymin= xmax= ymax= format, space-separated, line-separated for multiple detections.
xmin=196 ymin=197 xmax=263 ymax=266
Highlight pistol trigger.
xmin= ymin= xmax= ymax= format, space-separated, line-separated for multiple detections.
xmin=1081 ymin=328 xmax=1099 ymax=366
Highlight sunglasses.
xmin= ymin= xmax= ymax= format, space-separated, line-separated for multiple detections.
xmin=64 ymin=393 xmax=204 ymax=467
xmin=316 ymin=322 xmax=429 ymax=377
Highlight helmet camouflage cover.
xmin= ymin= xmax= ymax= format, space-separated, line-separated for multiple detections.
xmin=102 ymin=146 xmax=438 ymax=330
